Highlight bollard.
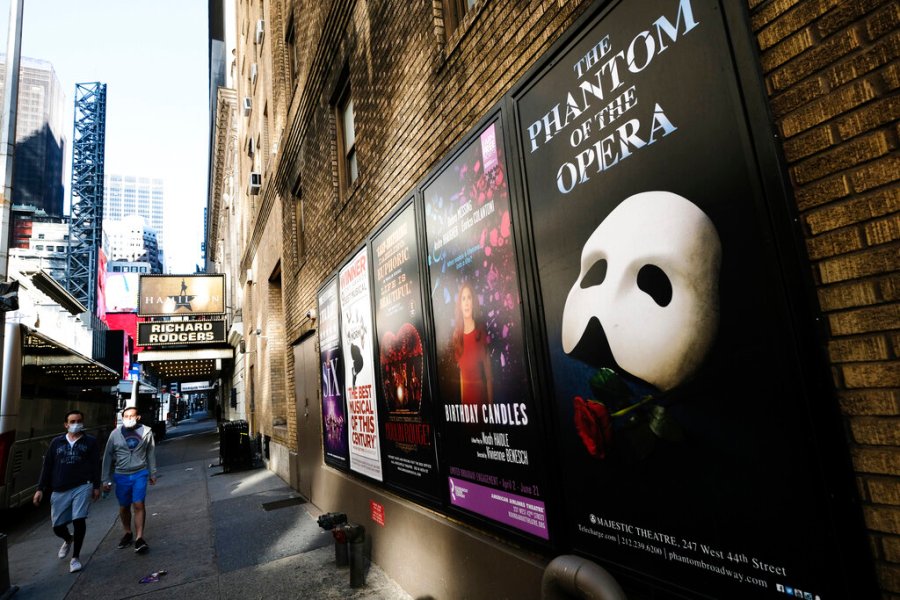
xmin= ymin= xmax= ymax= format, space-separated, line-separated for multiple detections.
xmin=0 ymin=532 xmax=17 ymax=599
xmin=333 ymin=527 xmax=349 ymax=567
xmin=345 ymin=523 xmax=366 ymax=588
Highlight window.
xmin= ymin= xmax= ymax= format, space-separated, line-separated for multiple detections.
xmin=443 ymin=0 xmax=477 ymax=39
xmin=37 ymin=233 xmax=44 ymax=239
xmin=285 ymin=17 xmax=300 ymax=91
xmin=35 ymin=244 xmax=43 ymax=251
xmin=335 ymin=76 xmax=357 ymax=192
xmin=292 ymin=177 xmax=305 ymax=266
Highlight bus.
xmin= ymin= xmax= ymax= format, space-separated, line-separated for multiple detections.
xmin=0 ymin=323 xmax=119 ymax=509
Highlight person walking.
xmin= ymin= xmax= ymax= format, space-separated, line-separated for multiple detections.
xmin=32 ymin=410 xmax=101 ymax=573
xmin=101 ymin=406 xmax=157 ymax=554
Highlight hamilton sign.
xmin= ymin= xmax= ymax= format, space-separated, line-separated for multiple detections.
xmin=138 ymin=274 xmax=225 ymax=316
xmin=138 ymin=320 xmax=227 ymax=346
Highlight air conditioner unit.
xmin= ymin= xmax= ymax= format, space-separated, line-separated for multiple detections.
xmin=255 ymin=19 xmax=265 ymax=45
xmin=249 ymin=172 xmax=262 ymax=195
xmin=250 ymin=63 xmax=258 ymax=86
xmin=242 ymin=96 xmax=252 ymax=116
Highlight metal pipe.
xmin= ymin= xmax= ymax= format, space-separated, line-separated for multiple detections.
xmin=542 ymin=555 xmax=627 ymax=600
xmin=0 ymin=0 xmax=23 ymax=279
xmin=346 ymin=523 xmax=366 ymax=588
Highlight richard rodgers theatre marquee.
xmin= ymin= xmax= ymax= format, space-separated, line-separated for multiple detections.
xmin=136 ymin=274 xmax=230 ymax=380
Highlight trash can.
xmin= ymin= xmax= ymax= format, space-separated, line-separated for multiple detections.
xmin=219 ymin=420 xmax=249 ymax=472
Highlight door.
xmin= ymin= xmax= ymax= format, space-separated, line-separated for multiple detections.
xmin=292 ymin=335 xmax=320 ymax=500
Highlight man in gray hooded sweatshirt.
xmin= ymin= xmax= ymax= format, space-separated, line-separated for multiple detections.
xmin=101 ymin=406 xmax=157 ymax=553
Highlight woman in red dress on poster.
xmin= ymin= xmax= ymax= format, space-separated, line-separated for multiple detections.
xmin=453 ymin=283 xmax=494 ymax=406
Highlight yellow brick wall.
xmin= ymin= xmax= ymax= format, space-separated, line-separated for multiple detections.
xmin=749 ymin=0 xmax=900 ymax=596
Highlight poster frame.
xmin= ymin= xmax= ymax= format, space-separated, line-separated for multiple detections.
xmin=368 ymin=195 xmax=443 ymax=506
xmin=316 ymin=273 xmax=351 ymax=472
xmin=415 ymin=108 xmax=557 ymax=549
xmin=337 ymin=242 xmax=384 ymax=483
xmin=502 ymin=0 xmax=876 ymax=596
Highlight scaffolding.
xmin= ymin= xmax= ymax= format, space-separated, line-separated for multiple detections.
xmin=65 ymin=82 xmax=107 ymax=312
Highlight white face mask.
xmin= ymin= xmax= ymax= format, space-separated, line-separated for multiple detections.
xmin=67 ymin=423 xmax=84 ymax=434
xmin=562 ymin=191 xmax=722 ymax=392
xmin=123 ymin=417 xmax=138 ymax=428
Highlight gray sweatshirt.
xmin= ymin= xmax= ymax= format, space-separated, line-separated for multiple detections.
xmin=101 ymin=424 xmax=157 ymax=481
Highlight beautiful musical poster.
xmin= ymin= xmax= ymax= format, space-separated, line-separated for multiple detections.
xmin=423 ymin=120 xmax=549 ymax=539
xmin=339 ymin=248 xmax=383 ymax=481
xmin=317 ymin=278 xmax=348 ymax=468
xmin=514 ymin=0 xmax=859 ymax=595
xmin=371 ymin=203 xmax=441 ymax=499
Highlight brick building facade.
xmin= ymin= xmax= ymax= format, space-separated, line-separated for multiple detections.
xmin=212 ymin=0 xmax=898 ymax=597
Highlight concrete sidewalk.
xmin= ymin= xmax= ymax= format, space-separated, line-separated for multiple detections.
xmin=8 ymin=422 xmax=412 ymax=599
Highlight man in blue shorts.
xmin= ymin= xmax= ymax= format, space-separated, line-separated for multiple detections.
xmin=101 ymin=406 xmax=157 ymax=553
xmin=33 ymin=410 xmax=101 ymax=573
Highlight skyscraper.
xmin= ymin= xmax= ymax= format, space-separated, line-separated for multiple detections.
xmin=0 ymin=56 xmax=67 ymax=216
xmin=104 ymin=214 xmax=162 ymax=274
xmin=104 ymin=174 xmax=165 ymax=257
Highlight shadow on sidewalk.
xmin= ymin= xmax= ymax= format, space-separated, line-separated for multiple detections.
xmin=58 ymin=430 xmax=412 ymax=599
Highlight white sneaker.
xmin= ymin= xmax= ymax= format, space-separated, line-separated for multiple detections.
xmin=69 ymin=558 xmax=82 ymax=573
xmin=58 ymin=540 xmax=71 ymax=559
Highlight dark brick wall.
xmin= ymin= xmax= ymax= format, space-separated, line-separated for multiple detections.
xmin=749 ymin=0 xmax=899 ymax=596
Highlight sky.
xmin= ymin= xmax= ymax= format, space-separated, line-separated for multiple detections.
xmin=0 ymin=0 xmax=210 ymax=273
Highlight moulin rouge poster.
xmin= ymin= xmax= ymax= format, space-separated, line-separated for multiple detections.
xmin=423 ymin=120 xmax=549 ymax=539
xmin=317 ymin=278 xmax=348 ymax=468
xmin=339 ymin=248 xmax=383 ymax=481
xmin=514 ymin=0 xmax=856 ymax=596
xmin=371 ymin=203 xmax=441 ymax=499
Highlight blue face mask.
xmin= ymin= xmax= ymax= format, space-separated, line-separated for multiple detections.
xmin=67 ymin=423 xmax=84 ymax=434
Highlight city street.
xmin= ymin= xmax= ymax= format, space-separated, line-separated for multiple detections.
xmin=1 ymin=417 xmax=411 ymax=599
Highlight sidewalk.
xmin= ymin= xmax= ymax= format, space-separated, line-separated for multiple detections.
xmin=7 ymin=419 xmax=412 ymax=599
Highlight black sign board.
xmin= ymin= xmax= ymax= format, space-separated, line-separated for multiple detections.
xmin=137 ymin=320 xmax=226 ymax=346
xmin=513 ymin=0 xmax=865 ymax=596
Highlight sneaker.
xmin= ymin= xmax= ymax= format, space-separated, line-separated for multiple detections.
xmin=58 ymin=540 xmax=71 ymax=559
xmin=69 ymin=558 xmax=82 ymax=573
xmin=134 ymin=538 xmax=148 ymax=553
xmin=117 ymin=532 xmax=133 ymax=549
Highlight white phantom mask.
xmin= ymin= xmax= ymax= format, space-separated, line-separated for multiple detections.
xmin=561 ymin=191 xmax=722 ymax=392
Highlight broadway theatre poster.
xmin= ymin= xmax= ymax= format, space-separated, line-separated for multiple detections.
xmin=339 ymin=249 xmax=383 ymax=481
xmin=515 ymin=0 xmax=860 ymax=597
xmin=424 ymin=120 xmax=549 ymax=540
xmin=317 ymin=278 xmax=349 ymax=469
xmin=371 ymin=203 xmax=441 ymax=499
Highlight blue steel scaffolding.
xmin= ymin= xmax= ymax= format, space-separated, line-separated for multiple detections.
xmin=65 ymin=82 xmax=107 ymax=313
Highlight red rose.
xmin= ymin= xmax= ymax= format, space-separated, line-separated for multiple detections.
xmin=574 ymin=396 xmax=613 ymax=460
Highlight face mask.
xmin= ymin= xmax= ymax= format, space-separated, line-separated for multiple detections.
xmin=67 ymin=423 xmax=84 ymax=434
xmin=123 ymin=417 xmax=138 ymax=428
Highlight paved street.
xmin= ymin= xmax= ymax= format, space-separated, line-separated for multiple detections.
xmin=2 ymin=417 xmax=412 ymax=600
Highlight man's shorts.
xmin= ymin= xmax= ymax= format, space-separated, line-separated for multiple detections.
xmin=113 ymin=469 xmax=150 ymax=507
xmin=50 ymin=482 xmax=93 ymax=527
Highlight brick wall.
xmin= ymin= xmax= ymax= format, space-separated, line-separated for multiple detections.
xmin=749 ymin=0 xmax=900 ymax=596
xmin=232 ymin=0 xmax=898 ymax=595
